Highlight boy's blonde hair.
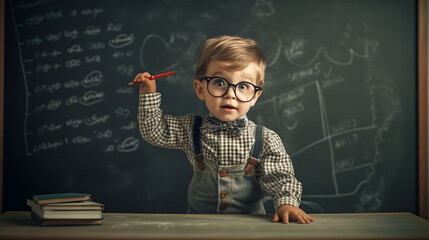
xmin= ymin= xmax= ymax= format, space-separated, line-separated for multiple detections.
xmin=195 ymin=35 xmax=267 ymax=87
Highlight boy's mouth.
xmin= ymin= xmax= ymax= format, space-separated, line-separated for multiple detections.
xmin=221 ymin=105 xmax=237 ymax=110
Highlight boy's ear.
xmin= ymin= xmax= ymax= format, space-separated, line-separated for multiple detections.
xmin=250 ymin=90 xmax=262 ymax=107
xmin=194 ymin=80 xmax=205 ymax=100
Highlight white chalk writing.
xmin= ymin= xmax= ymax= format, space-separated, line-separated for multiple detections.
xmin=108 ymin=34 xmax=135 ymax=48
xmin=80 ymin=90 xmax=104 ymax=105
xmin=116 ymin=137 xmax=139 ymax=152
xmin=81 ymin=70 xmax=103 ymax=88
xmin=85 ymin=114 xmax=109 ymax=126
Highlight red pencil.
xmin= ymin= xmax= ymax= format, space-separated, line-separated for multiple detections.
xmin=128 ymin=71 xmax=176 ymax=85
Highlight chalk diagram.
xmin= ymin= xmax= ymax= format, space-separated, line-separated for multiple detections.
xmin=248 ymin=32 xmax=396 ymax=213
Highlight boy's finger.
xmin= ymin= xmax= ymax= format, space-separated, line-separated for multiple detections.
xmin=134 ymin=73 xmax=144 ymax=82
xmin=297 ymin=215 xmax=306 ymax=224
xmin=282 ymin=213 xmax=289 ymax=224
xmin=272 ymin=213 xmax=280 ymax=222
xmin=305 ymin=215 xmax=314 ymax=223
xmin=141 ymin=72 xmax=152 ymax=79
xmin=133 ymin=73 xmax=142 ymax=81
xmin=304 ymin=217 xmax=311 ymax=224
xmin=134 ymin=73 xmax=151 ymax=81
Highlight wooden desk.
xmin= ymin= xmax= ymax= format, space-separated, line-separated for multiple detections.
xmin=0 ymin=211 xmax=428 ymax=240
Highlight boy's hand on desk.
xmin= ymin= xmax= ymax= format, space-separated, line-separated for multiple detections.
xmin=273 ymin=205 xmax=315 ymax=224
xmin=134 ymin=72 xmax=157 ymax=95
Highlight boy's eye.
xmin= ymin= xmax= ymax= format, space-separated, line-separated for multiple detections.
xmin=213 ymin=78 xmax=226 ymax=87
xmin=237 ymin=82 xmax=250 ymax=91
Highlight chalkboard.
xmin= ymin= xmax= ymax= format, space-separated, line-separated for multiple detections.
xmin=4 ymin=0 xmax=418 ymax=214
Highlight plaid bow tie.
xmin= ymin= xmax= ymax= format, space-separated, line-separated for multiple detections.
xmin=201 ymin=116 xmax=247 ymax=136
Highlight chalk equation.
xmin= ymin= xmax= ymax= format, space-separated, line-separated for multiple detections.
xmin=11 ymin=3 xmax=139 ymax=156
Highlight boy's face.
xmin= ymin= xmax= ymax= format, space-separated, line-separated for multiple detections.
xmin=194 ymin=61 xmax=262 ymax=122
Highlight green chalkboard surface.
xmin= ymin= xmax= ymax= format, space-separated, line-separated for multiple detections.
xmin=4 ymin=0 xmax=417 ymax=214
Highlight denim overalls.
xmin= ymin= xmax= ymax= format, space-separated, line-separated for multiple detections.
xmin=187 ymin=116 xmax=266 ymax=214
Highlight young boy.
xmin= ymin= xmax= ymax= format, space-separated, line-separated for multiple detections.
xmin=135 ymin=35 xmax=314 ymax=224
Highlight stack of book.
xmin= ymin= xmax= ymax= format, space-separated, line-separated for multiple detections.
xmin=27 ymin=193 xmax=104 ymax=226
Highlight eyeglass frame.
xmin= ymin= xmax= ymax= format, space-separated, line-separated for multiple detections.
xmin=199 ymin=76 xmax=263 ymax=102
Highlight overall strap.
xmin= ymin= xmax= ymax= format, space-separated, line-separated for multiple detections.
xmin=193 ymin=116 xmax=205 ymax=170
xmin=245 ymin=125 xmax=264 ymax=174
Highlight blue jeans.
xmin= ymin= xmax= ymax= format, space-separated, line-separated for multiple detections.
xmin=187 ymin=159 xmax=266 ymax=214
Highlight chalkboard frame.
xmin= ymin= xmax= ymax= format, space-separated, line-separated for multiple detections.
xmin=418 ymin=0 xmax=428 ymax=219
xmin=0 ymin=0 xmax=428 ymax=216
xmin=1 ymin=0 xmax=5 ymax=214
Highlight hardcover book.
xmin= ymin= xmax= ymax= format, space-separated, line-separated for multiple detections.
xmin=33 ymin=193 xmax=91 ymax=204
xmin=30 ymin=212 xmax=103 ymax=226
xmin=27 ymin=199 xmax=103 ymax=219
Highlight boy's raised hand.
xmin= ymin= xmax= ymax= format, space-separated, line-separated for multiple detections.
xmin=272 ymin=205 xmax=315 ymax=224
xmin=134 ymin=72 xmax=157 ymax=95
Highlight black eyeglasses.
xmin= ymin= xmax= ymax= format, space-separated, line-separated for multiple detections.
xmin=200 ymin=76 xmax=262 ymax=102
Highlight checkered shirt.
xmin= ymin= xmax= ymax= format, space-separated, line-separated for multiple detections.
xmin=138 ymin=93 xmax=302 ymax=209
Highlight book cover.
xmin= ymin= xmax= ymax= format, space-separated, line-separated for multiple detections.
xmin=33 ymin=193 xmax=91 ymax=204
xmin=30 ymin=212 xmax=103 ymax=226
xmin=26 ymin=199 xmax=104 ymax=211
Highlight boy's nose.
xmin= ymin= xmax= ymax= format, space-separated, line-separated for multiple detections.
xmin=224 ymin=86 xmax=236 ymax=99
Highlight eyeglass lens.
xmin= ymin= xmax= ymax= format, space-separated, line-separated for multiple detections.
xmin=207 ymin=77 xmax=256 ymax=102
